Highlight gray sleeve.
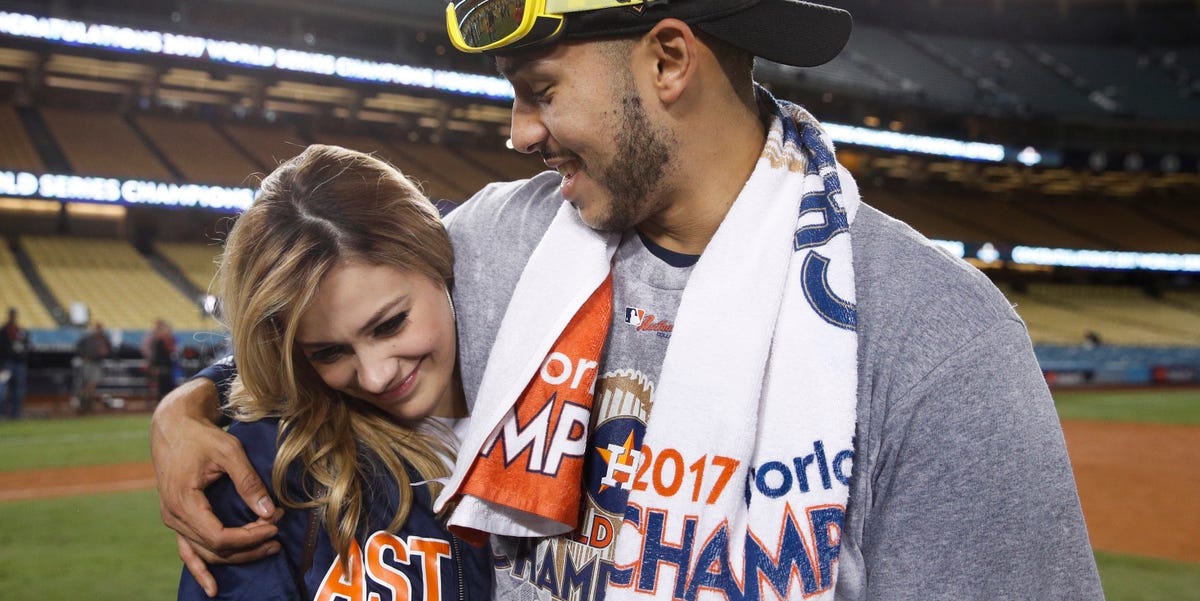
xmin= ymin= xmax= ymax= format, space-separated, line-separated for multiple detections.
xmin=838 ymin=203 xmax=1101 ymax=600
xmin=445 ymin=171 xmax=562 ymax=409
xmin=857 ymin=318 xmax=1103 ymax=600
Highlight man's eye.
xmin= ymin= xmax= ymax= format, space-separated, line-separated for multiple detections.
xmin=374 ymin=312 xmax=408 ymax=337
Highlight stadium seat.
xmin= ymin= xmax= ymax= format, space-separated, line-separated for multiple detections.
xmin=40 ymin=107 xmax=174 ymax=180
xmin=0 ymin=242 xmax=57 ymax=328
xmin=20 ymin=236 xmax=218 ymax=331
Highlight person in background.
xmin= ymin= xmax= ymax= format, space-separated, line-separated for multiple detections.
xmin=152 ymin=1 xmax=1103 ymax=599
xmin=0 ymin=308 xmax=31 ymax=419
xmin=143 ymin=318 xmax=178 ymax=403
xmin=174 ymin=144 xmax=492 ymax=600
xmin=74 ymin=321 xmax=111 ymax=414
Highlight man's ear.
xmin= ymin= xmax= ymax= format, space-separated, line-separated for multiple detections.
xmin=642 ymin=18 xmax=697 ymax=105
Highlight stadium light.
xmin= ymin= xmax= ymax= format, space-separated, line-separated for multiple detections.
xmin=823 ymin=122 xmax=1006 ymax=163
xmin=931 ymin=239 xmax=1200 ymax=273
xmin=0 ymin=11 xmax=513 ymax=99
xmin=1011 ymin=246 xmax=1200 ymax=273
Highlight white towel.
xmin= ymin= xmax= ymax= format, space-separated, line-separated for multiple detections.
xmin=437 ymin=202 xmax=620 ymax=543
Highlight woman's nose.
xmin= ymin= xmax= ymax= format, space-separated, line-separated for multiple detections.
xmin=355 ymin=345 xmax=398 ymax=394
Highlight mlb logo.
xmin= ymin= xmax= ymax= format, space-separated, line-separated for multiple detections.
xmin=625 ymin=307 xmax=645 ymax=326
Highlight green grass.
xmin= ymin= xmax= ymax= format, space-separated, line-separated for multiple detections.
xmin=1096 ymin=550 xmax=1200 ymax=601
xmin=0 ymin=414 xmax=152 ymax=471
xmin=0 ymin=489 xmax=181 ymax=600
xmin=1053 ymin=388 xmax=1200 ymax=426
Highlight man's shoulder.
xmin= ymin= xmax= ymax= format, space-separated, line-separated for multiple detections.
xmin=446 ymin=171 xmax=565 ymax=300
xmin=851 ymin=202 xmax=1024 ymax=380
xmin=852 ymin=202 xmax=1017 ymax=328
xmin=444 ymin=171 xmax=563 ymax=247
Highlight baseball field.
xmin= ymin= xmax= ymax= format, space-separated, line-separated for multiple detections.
xmin=1 ymin=388 xmax=1198 ymax=600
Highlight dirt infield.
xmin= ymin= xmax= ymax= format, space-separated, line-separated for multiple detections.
xmin=0 ymin=461 xmax=155 ymax=502
xmin=2 ymin=421 xmax=1198 ymax=563
xmin=1062 ymin=420 xmax=1200 ymax=563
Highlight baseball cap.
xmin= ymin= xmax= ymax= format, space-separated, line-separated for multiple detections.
xmin=446 ymin=0 xmax=852 ymax=67
xmin=565 ymin=0 xmax=851 ymax=67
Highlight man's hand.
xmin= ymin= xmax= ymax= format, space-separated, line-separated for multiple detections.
xmin=151 ymin=377 xmax=282 ymax=597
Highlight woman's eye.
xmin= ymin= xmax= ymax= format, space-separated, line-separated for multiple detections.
xmin=310 ymin=346 xmax=344 ymax=364
xmin=374 ymin=312 xmax=408 ymax=337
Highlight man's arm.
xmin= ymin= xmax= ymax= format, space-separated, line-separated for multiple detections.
xmin=151 ymin=375 xmax=282 ymax=597
xmin=858 ymin=319 xmax=1103 ymax=599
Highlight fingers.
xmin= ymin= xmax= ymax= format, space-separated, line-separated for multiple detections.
xmin=221 ymin=442 xmax=276 ymax=520
xmin=172 ymin=488 xmax=281 ymax=554
xmin=186 ymin=522 xmax=283 ymax=564
xmin=179 ymin=535 xmax=217 ymax=598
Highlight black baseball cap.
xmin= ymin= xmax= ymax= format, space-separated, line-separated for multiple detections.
xmin=563 ymin=0 xmax=852 ymax=67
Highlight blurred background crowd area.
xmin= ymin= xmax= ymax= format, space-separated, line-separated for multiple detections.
xmin=0 ymin=0 xmax=1198 ymax=416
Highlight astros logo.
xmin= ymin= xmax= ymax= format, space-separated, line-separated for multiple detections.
xmin=598 ymin=430 xmax=642 ymax=492
xmin=586 ymin=416 xmax=645 ymax=513
xmin=584 ymin=369 xmax=653 ymax=515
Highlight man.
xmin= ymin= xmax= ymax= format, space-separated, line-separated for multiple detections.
xmin=152 ymin=1 xmax=1103 ymax=599
xmin=0 ymin=308 xmax=31 ymax=419
xmin=74 ymin=321 xmax=111 ymax=414
xmin=142 ymin=318 xmax=178 ymax=402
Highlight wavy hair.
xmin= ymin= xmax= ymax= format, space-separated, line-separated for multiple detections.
xmin=216 ymin=144 xmax=454 ymax=562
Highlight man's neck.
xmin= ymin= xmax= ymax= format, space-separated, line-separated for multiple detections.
xmin=638 ymin=97 xmax=768 ymax=256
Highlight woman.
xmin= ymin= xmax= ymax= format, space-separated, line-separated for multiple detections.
xmin=177 ymin=145 xmax=492 ymax=601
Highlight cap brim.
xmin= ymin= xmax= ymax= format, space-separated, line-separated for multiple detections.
xmin=698 ymin=0 xmax=851 ymax=68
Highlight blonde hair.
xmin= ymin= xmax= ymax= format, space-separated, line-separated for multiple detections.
xmin=216 ymin=144 xmax=454 ymax=561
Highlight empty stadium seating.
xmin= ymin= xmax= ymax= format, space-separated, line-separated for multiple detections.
xmin=391 ymin=140 xmax=497 ymax=199
xmin=918 ymin=33 xmax=1105 ymax=118
xmin=1037 ymin=43 xmax=1198 ymax=122
xmin=456 ymin=145 xmax=546 ymax=183
xmin=0 ymin=242 xmax=56 ymax=329
xmin=19 ymin=236 xmax=217 ymax=331
xmin=0 ymin=104 xmax=44 ymax=172
xmin=851 ymin=28 xmax=978 ymax=110
xmin=220 ymin=122 xmax=307 ymax=174
xmin=155 ymin=242 xmax=222 ymax=295
xmin=40 ymin=107 xmax=173 ymax=180
xmin=312 ymin=131 xmax=473 ymax=201
xmin=134 ymin=115 xmax=261 ymax=187
xmin=1005 ymin=284 xmax=1200 ymax=347
xmin=1017 ymin=197 xmax=1200 ymax=253
xmin=790 ymin=49 xmax=894 ymax=99
xmin=775 ymin=23 xmax=1200 ymax=124
xmin=1165 ymin=289 xmax=1200 ymax=313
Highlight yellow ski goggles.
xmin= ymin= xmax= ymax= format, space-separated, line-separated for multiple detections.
xmin=446 ymin=0 xmax=647 ymax=53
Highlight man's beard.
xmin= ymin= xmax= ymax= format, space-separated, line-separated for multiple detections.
xmin=589 ymin=93 xmax=674 ymax=232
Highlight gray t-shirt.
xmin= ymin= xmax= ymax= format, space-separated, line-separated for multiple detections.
xmin=446 ymin=171 xmax=1102 ymax=601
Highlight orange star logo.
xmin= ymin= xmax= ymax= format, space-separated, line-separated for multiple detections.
xmin=597 ymin=431 xmax=641 ymax=493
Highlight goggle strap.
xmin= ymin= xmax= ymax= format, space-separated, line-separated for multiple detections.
xmin=544 ymin=0 xmax=647 ymax=16
xmin=507 ymin=15 xmax=568 ymax=50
